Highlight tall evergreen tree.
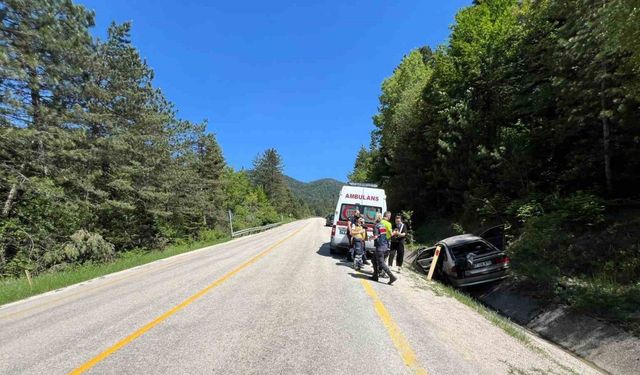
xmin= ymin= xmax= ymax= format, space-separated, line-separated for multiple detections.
xmin=252 ymin=149 xmax=288 ymax=209
xmin=252 ymin=148 xmax=309 ymax=218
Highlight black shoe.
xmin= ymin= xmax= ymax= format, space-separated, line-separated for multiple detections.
xmin=379 ymin=272 xmax=389 ymax=279
xmin=388 ymin=275 xmax=398 ymax=285
xmin=369 ymin=276 xmax=379 ymax=282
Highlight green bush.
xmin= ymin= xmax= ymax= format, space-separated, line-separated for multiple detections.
xmin=513 ymin=200 xmax=544 ymax=223
xmin=198 ymin=229 xmax=226 ymax=242
xmin=44 ymin=230 xmax=115 ymax=266
xmin=3 ymin=252 xmax=34 ymax=277
xmin=507 ymin=212 xmax=566 ymax=288
xmin=559 ymin=278 xmax=640 ymax=326
xmin=550 ymin=192 xmax=605 ymax=227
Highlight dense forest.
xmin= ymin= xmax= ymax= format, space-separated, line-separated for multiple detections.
xmin=0 ymin=0 xmax=310 ymax=277
xmin=351 ymin=0 xmax=640 ymax=329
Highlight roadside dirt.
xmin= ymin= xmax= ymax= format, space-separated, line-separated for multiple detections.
xmin=392 ymin=269 xmax=603 ymax=375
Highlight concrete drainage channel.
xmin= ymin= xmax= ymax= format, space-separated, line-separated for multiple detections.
xmin=461 ymin=280 xmax=639 ymax=375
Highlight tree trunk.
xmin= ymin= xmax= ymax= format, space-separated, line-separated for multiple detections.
xmin=601 ymin=80 xmax=613 ymax=194
xmin=2 ymin=163 xmax=26 ymax=218
xmin=29 ymin=69 xmax=48 ymax=176
xmin=2 ymin=183 xmax=19 ymax=217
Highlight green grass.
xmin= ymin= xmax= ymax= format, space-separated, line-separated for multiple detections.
xmin=0 ymin=235 xmax=231 ymax=306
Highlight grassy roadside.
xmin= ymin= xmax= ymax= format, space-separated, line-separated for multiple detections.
xmin=0 ymin=235 xmax=231 ymax=307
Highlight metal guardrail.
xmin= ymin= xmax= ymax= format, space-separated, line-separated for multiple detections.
xmin=231 ymin=222 xmax=282 ymax=238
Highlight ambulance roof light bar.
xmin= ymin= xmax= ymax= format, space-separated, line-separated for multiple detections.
xmin=348 ymin=182 xmax=379 ymax=188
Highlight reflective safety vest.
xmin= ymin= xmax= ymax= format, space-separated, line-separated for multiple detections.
xmin=352 ymin=225 xmax=366 ymax=241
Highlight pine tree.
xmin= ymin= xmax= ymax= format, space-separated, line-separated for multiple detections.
xmin=0 ymin=0 xmax=97 ymax=272
xmin=252 ymin=149 xmax=287 ymax=209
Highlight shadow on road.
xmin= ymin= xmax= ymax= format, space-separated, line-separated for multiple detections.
xmin=317 ymin=242 xmax=370 ymax=269
xmin=348 ymin=272 xmax=371 ymax=280
xmin=316 ymin=242 xmax=339 ymax=257
xmin=316 ymin=242 xmax=348 ymax=259
xmin=317 ymin=242 xmax=378 ymax=280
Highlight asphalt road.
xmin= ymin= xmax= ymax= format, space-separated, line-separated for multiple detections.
xmin=0 ymin=218 xmax=603 ymax=375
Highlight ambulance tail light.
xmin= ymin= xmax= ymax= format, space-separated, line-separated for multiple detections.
xmin=331 ymin=225 xmax=336 ymax=237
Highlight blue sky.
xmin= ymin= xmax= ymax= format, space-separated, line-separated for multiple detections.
xmin=80 ymin=0 xmax=471 ymax=182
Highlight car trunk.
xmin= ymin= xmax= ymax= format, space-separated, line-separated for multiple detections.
xmin=459 ymin=253 xmax=509 ymax=278
xmin=477 ymin=225 xmax=505 ymax=252
xmin=450 ymin=240 xmax=506 ymax=278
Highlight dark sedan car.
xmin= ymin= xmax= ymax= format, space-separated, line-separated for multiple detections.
xmin=414 ymin=226 xmax=510 ymax=287
xmin=325 ymin=214 xmax=334 ymax=227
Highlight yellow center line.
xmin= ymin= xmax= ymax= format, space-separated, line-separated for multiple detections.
xmin=68 ymin=223 xmax=307 ymax=375
xmin=360 ymin=279 xmax=429 ymax=375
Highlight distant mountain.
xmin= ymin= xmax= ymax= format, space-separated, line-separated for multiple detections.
xmin=284 ymin=176 xmax=344 ymax=216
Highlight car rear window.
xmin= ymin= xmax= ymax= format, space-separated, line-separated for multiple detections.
xmin=339 ymin=204 xmax=381 ymax=224
xmin=450 ymin=241 xmax=495 ymax=259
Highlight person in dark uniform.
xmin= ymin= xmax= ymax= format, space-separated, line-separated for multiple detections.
xmin=370 ymin=213 xmax=397 ymax=285
xmin=389 ymin=215 xmax=407 ymax=273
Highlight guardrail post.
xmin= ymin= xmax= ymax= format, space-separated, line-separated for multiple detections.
xmin=228 ymin=210 xmax=234 ymax=237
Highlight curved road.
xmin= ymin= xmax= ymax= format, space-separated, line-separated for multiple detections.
xmin=0 ymin=218 xmax=602 ymax=374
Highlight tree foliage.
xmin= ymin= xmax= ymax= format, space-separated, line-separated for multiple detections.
xmin=352 ymin=0 xmax=640 ymax=219
xmin=0 ymin=0 xmax=297 ymax=276
xmin=347 ymin=0 xmax=640 ymax=326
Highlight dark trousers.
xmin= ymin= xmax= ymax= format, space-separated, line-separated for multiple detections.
xmin=389 ymin=241 xmax=405 ymax=267
xmin=350 ymin=241 xmax=367 ymax=261
xmin=371 ymin=249 xmax=395 ymax=280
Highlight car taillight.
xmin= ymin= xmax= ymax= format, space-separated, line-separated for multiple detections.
xmin=331 ymin=225 xmax=336 ymax=237
xmin=495 ymin=256 xmax=510 ymax=264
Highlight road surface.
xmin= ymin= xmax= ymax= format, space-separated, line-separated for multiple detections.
xmin=0 ymin=219 xmax=602 ymax=374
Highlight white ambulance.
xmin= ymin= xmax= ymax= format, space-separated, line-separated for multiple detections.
xmin=329 ymin=183 xmax=387 ymax=254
